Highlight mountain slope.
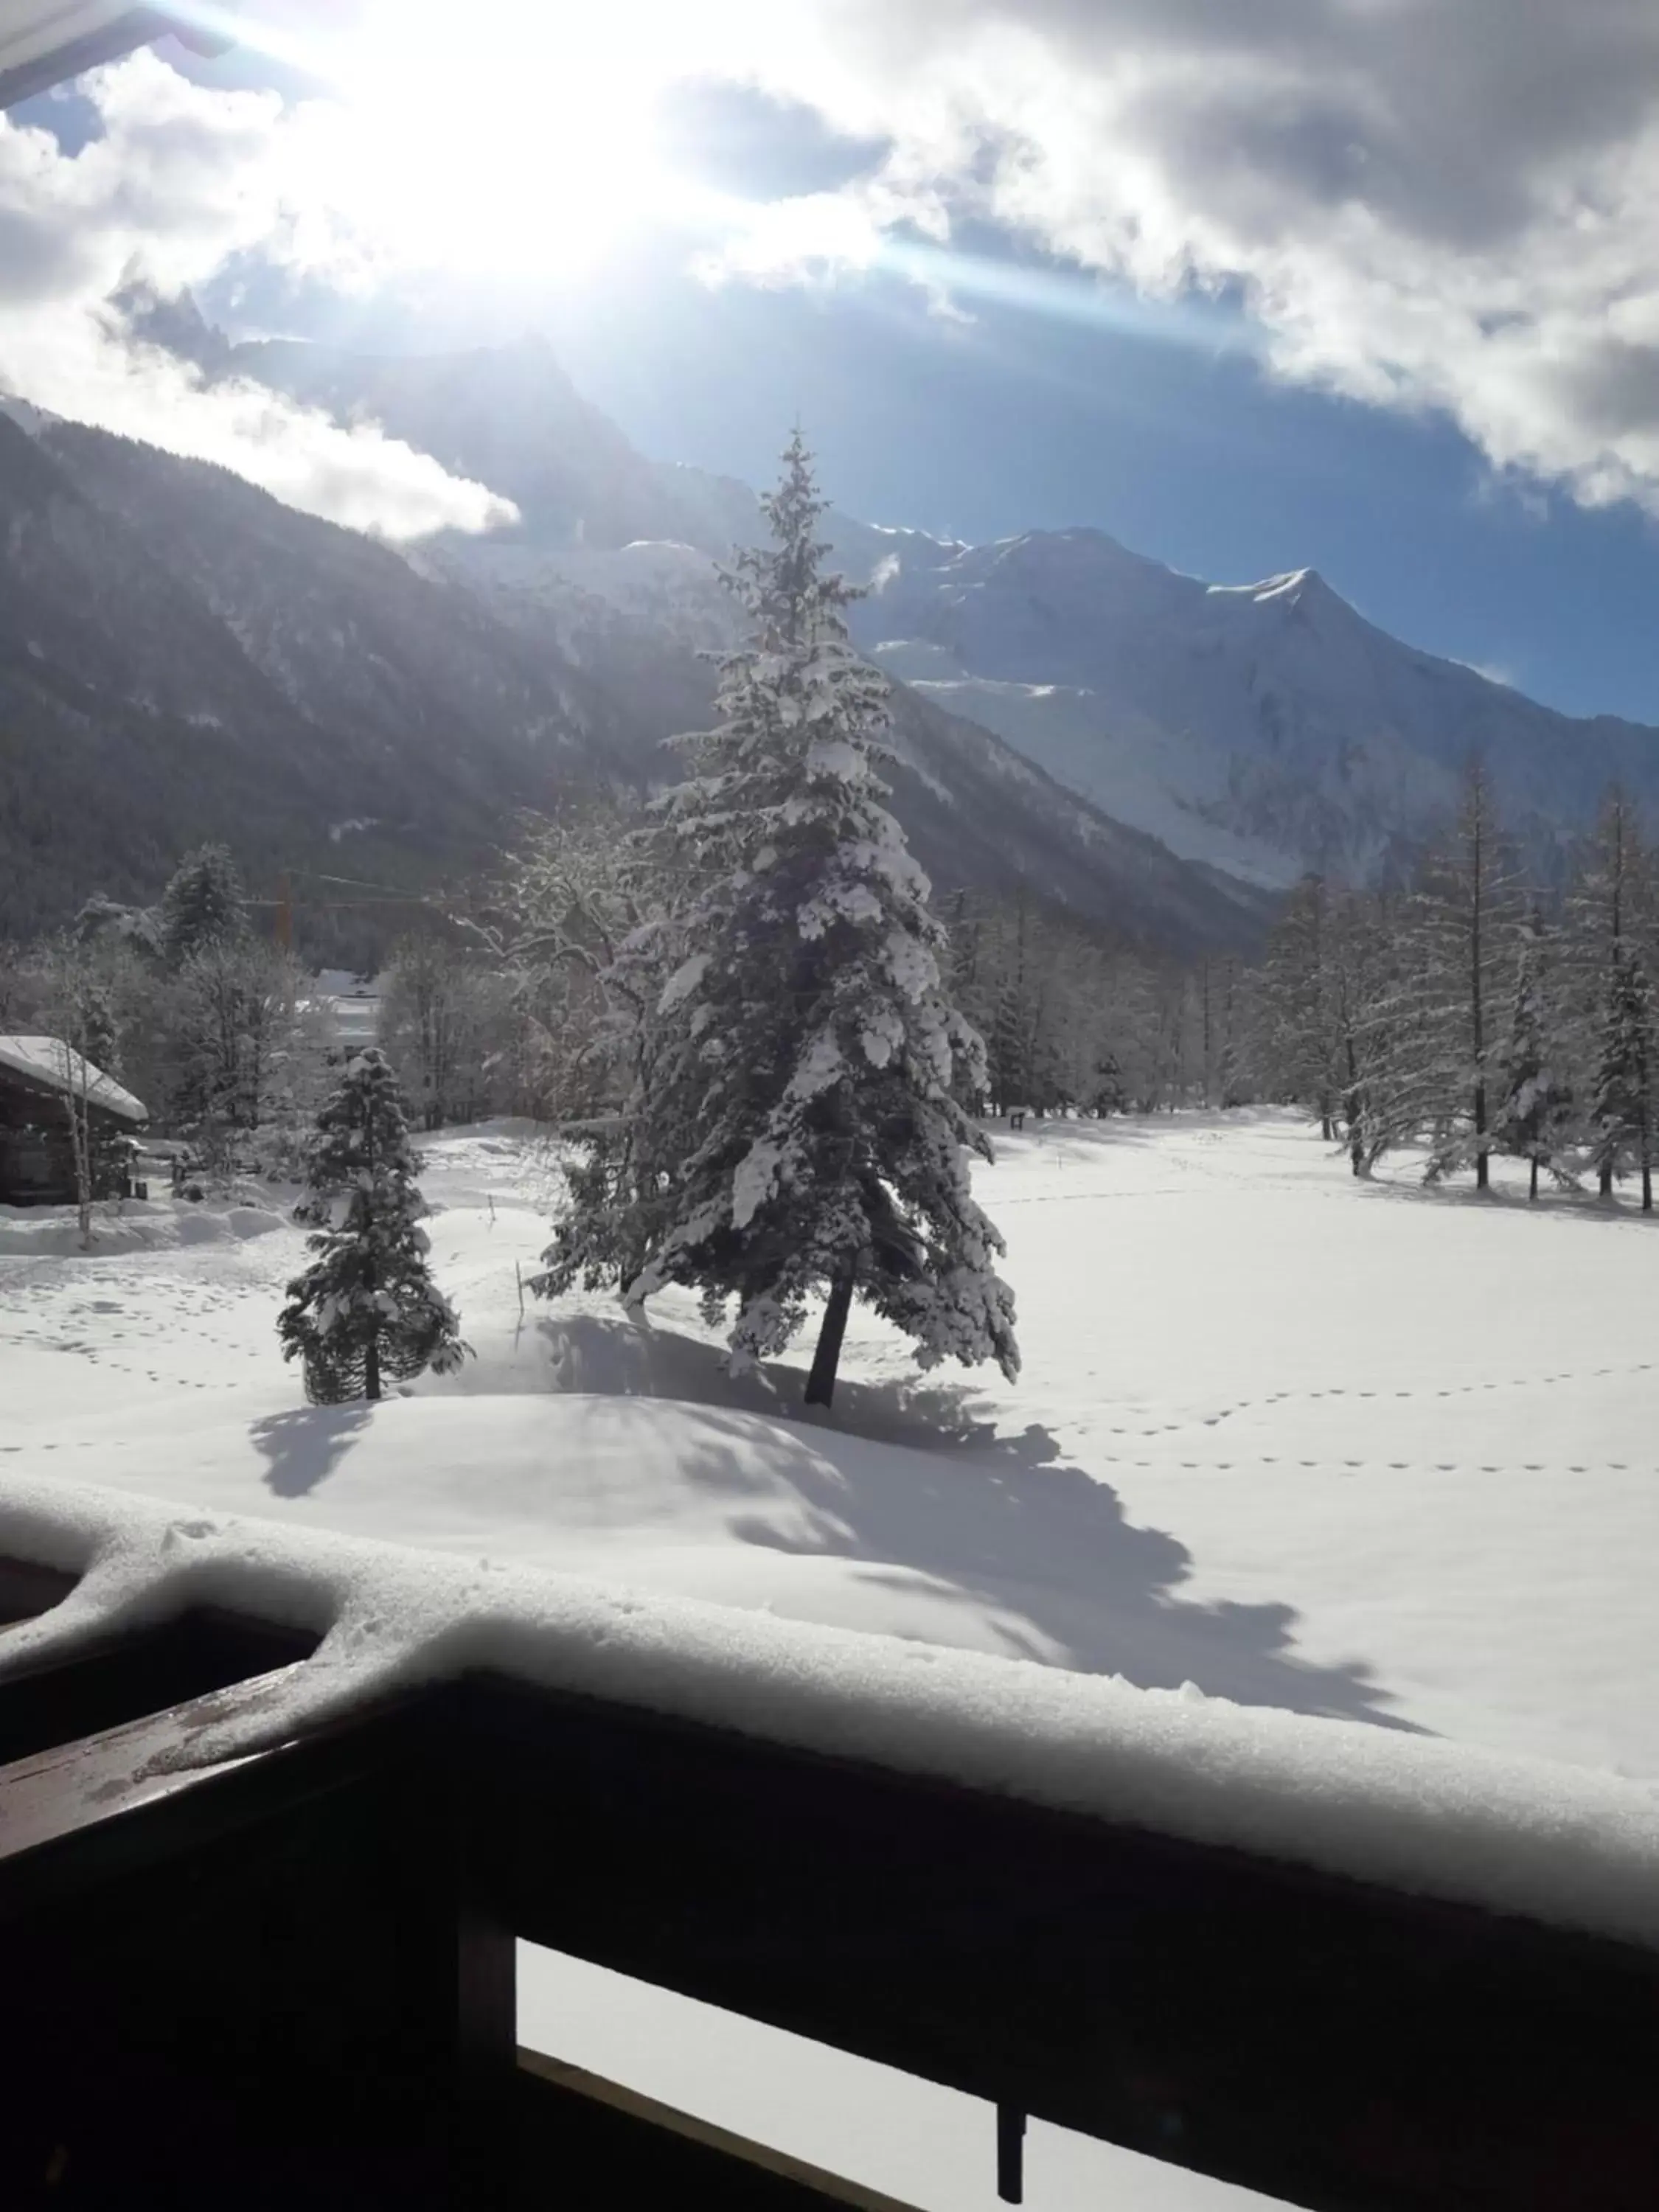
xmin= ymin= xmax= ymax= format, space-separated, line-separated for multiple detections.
xmin=431 ymin=531 xmax=1267 ymax=950
xmin=0 ymin=412 xmax=591 ymax=936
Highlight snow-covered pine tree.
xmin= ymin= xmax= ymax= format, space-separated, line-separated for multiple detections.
xmin=1589 ymin=941 xmax=1656 ymax=1210
xmin=1491 ymin=908 xmax=1575 ymax=1200
xmin=253 ymin=976 xmax=335 ymax=1181
xmin=1257 ymin=876 xmax=1342 ymax=1134
xmin=159 ymin=844 xmax=249 ymax=968
xmin=278 ymin=1049 xmax=469 ymax=1402
xmin=1324 ymin=889 xmax=1393 ymax=1175
xmin=539 ymin=434 xmax=1018 ymax=1408
xmin=167 ymin=939 xmax=291 ymax=1180
xmin=1254 ymin=877 xmax=1390 ymax=1170
xmin=1567 ymin=790 xmax=1650 ymax=1198
xmin=1377 ymin=759 xmax=1518 ymax=1187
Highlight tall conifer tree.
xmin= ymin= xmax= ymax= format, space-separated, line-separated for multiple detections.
xmin=159 ymin=844 xmax=249 ymax=968
xmin=1492 ymin=908 xmax=1574 ymax=1200
xmin=1590 ymin=943 xmax=1657 ymax=1210
xmin=1376 ymin=759 xmax=1517 ymax=1186
xmin=539 ymin=436 xmax=1018 ymax=1406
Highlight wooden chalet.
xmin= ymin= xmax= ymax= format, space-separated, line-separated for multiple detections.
xmin=0 ymin=1037 xmax=148 ymax=1206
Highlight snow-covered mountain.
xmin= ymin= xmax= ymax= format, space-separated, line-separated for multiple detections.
xmin=232 ymin=333 xmax=1659 ymax=891
xmin=850 ymin=529 xmax=1659 ymax=886
xmin=21 ymin=316 xmax=1641 ymax=945
xmin=0 ymin=392 xmax=1262 ymax=954
xmin=420 ymin=530 xmax=1267 ymax=951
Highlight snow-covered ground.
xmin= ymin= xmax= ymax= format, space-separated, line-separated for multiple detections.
xmin=4 ymin=1110 xmax=1657 ymax=2208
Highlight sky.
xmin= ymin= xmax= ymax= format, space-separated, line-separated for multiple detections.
xmin=5 ymin=0 xmax=1659 ymax=721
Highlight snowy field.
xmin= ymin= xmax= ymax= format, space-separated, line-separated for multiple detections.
xmin=4 ymin=1109 xmax=1658 ymax=2208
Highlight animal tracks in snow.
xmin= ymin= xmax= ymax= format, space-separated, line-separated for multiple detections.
xmin=1089 ymin=1452 xmax=1658 ymax=1475
xmin=1121 ymin=1359 xmax=1658 ymax=1441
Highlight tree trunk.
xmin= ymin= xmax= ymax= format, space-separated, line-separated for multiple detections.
xmin=1645 ymin=1158 xmax=1653 ymax=1214
xmin=62 ymin=1077 xmax=92 ymax=1251
xmin=1600 ymin=1164 xmax=1614 ymax=1200
xmin=1529 ymin=1156 xmax=1539 ymax=1203
xmin=1470 ymin=777 xmax=1487 ymax=1193
xmin=804 ymin=1266 xmax=856 ymax=1409
xmin=363 ymin=1115 xmax=380 ymax=1401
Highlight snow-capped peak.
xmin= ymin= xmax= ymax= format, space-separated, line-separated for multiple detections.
xmin=1206 ymin=566 xmax=1330 ymax=608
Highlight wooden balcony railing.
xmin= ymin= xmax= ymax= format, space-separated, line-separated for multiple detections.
xmin=2 ymin=1549 xmax=1658 ymax=2210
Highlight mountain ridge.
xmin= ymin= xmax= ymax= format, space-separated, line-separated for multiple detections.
xmin=846 ymin=521 xmax=1659 ymax=883
xmin=22 ymin=311 xmax=1650 ymax=950
xmin=228 ymin=327 xmax=1659 ymax=888
xmin=0 ymin=394 xmax=1263 ymax=955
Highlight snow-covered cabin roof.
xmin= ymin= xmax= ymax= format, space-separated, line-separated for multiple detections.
xmin=7 ymin=1470 xmax=1659 ymax=1956
xmin=0 ymin=1 xmax=232 ymax=109
xmin=0 ymin=1036 xmax=147 ymax=1124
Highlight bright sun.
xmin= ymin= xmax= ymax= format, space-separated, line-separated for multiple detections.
xmin=310 ymin=0 xmax=702 ymax=281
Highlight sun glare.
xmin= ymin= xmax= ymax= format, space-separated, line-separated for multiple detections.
xmin=313 ymin=0 xmax=700 ymax=280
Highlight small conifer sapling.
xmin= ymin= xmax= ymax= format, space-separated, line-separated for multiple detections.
xmin=278 ymin=1048 xmax=469 ymax=1402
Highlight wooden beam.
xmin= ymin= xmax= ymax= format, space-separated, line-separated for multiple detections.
xmin=4 ymin=1631 xmax=1659 ymax=2211
xmin=517 ymin=2048 xmax=926 ymax=2210
xmin=0 ymin=1675 xmax=509 ymax=2208
xmin=464 ymin=1672 xmax=1659 ymax=2212
xmin=0 ymin=1605 xmax=316 ymax=1771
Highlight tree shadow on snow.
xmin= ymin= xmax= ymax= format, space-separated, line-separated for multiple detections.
xmin=252 ymin=1405 xmax=374 ymax=1498
xmin=537 ymin=1312 xmax=1422 ymax=1733
xmin=1359 ymin=1175 xmax=1659 ymax=1231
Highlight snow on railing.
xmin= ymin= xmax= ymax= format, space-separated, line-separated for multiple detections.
xmin=5 ymin=1469 xmax=1659 ymax=1955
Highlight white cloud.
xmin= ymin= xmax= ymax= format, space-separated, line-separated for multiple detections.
xmin=15 ymin=7 xmax=1659 ymax=531
xmin=0 ymin=52 xmax=516 ymax=539
xmin=688 ymin=0 xmax=1659 ymax=517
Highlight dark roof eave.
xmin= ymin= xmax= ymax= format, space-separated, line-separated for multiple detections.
xmin=0 ymin=1062 xmax=147 ymax=1128
xmin=0 ymin=6 xmax=232 ymax=112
